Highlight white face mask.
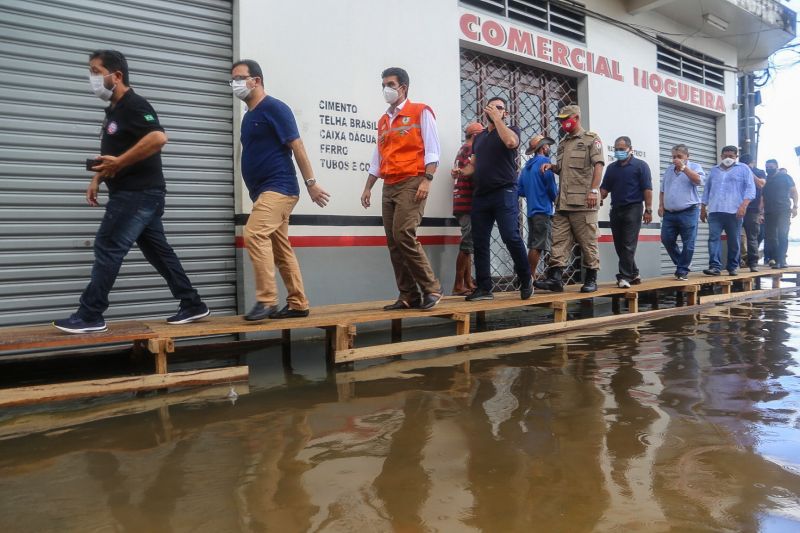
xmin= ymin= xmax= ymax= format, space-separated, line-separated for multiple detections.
xmin=231 ymin=80 xmax=252 ymax=101
xmin=383 ymin=86 xmax=399 ymax=104
xmin=721 ymin=157 xmax=736 ymax=167
xmin=89 ymin=74 xmax=115 ymax=101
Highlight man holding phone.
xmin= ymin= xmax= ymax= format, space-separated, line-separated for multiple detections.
xmin=53 ymin=50 xmax=208 ymax=333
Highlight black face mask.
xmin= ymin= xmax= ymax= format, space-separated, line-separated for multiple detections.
xmin=767 ymin=168 xmax=777 ymax=177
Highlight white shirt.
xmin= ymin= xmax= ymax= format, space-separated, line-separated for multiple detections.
xmin=367 ymin=98 xmax=440 ymax=177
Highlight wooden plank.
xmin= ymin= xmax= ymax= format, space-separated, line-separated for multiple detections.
xmin=0 ymin=321 xmax=157 ymax=351
xmin=147 ymin=338 xmax=174 ymax=375
xmin=0 ymin=366 xmax=250 ymax=408
xmin=625 ymin=292 xmax=639 ymax=313
xmin=281 ymin=329 xmax=291 ymax=360
xmin=700 ymin=289 xmax=778 ymax=305
xmin=335 ymin=304 xmax=711 ymax=364
xmin=391 ymin=318 xmax=402 ymax=342
xmin=551 ymin=301 xmax=568 ymax=323
xmin=451 ymin=313 xmax=470 ymax=335
xmin=719 ymin=280 xmax=732 ymax=294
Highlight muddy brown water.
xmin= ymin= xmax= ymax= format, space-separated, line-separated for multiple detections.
xmin=1 ymin=295 xmax=800 ymax=532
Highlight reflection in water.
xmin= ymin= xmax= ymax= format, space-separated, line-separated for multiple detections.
xmin=2 ymin=297 xmax=800 ymax=532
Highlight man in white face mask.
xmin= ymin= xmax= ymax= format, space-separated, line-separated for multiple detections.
xmin=700 ymin=145 xmax=756 ymax=276
xmin=54 ymin=50 xmax=209 ymax=333
xmin=361 ymin=67 xmax=443 ymax=311
xmin=231 ymin=59 xmax=330 ymax=321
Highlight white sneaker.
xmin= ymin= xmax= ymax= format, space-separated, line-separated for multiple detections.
xmin=617 ymin=279 xmax=631 ymax=289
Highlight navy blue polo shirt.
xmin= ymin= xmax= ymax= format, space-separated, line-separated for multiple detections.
xmin=600 ymin=156 xmax=652 ymax=207
xmin=240 ymin=95 xmax=301 ymax=201
xmin=472 ymin=125 xmax=522 ymax=196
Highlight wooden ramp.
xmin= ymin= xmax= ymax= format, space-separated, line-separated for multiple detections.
xmin=0 ymin=267 xmax=798 ymax=406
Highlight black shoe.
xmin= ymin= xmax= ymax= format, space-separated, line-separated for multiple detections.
xmin=534 ymin=268 xmax=564 ymax=292
xmin=749 ymin=265 xmax=759 ymax=272
xmin=53 ymin=314 xmax=107 ymax=334
xmin=245 ymin=302 xmax=278 ymax=321
xmin=167 ymin=303 xmax=210 ymax=324
xmin=269 ymin=305 xmax=310 ymax=319
xmin=520 ymin=276 xmax=533 ymax=300
xmin=703 ymin=268 xmax=721 ymax=276
xmin=580 ymin=269 xmax=597 ymax=293
xmin=465 ymin=288 xmax=494 ymax=301
xmin=727 ymin=269 xmax=738 ymax=276
xmin=420 ymin=292 xmax=443 ymax=310
xmin=383 ymin=298 xmax=421 ymax=310
xmin=768 ymin=259 xmax=777 ymax=267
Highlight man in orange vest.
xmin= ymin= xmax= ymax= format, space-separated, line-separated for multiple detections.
xmin=361 ymin=67 xmax=442 ymax=310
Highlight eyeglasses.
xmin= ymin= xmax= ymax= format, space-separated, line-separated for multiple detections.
xmin=228 ymin=76 xmax=253 ymax=86
xmin=493 ymin=106 xmax=505 ymax=111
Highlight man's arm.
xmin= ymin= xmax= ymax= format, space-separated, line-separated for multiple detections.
xmin=658 ymin=191 xmax=665 ymax=217
xmin=415 ymin=109 xmax=440 ymax=202
xmin=643 ymin=189 xmax=653 ymax=223
xmin=92 ymin=130 xmax=167 ymax=179
xmin=362 ymin=146 xmax=381 ymax=208
xmin=791 ymin=186 xmax=798 ymax=218
xmin=586 ymin=162 xmax=603 ymax=209
xmin=288 ymin=138 xmax=330 ymax=207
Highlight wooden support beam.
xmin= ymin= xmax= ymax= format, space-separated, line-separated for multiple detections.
xmin=579 ymin=298 xmax=594 ymax=318
xmin=451 ymin=313 xmax=470 ymax=335
xmin=476 ymin=310 xmax=487 ymax=330
xmin=611 ymin=296 xmax=621 ymax=314
xmin=625 ymin=292 xmax=639 ymax=313
xmin=147 ymin=338 xmax=174 ymax=374
xmin=742 ymin=278 xmax=754 ymax=292
xmin=0 ymin=366 xmax=249 ymax=408
xmin=551 ymin=301 xmax=568 ymax=323
xmin=391 ymin=318 xmax=402 ymax=342
xmin=650 ymin=290 xmax=659 ymax=310
xmin=719 ymin=280 xmax=732 ymax=294
xmin=773 ymin=274 xmax=783 ymax=289
xmin=678 ymin=285 xmax=700 ymax=306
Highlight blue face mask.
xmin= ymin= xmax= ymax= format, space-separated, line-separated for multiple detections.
xmin=614 ymin=150 xmax=629 ymax=161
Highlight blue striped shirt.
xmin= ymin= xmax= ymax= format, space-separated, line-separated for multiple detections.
xmin=702 ymin=162 xmax=756 ymax=214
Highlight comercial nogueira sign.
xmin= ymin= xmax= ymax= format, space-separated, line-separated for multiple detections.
xmin=459 ymin=11 xmax=727 ymax=113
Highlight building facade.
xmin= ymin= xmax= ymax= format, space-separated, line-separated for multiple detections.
xmin=0 ymin=0 xmax=795 ymax=327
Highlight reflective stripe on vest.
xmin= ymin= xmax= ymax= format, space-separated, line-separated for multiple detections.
xmin=378 ymin=101 xmax=433 ymax=184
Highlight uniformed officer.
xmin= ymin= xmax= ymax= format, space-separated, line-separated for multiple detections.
xmin=534 ymin=104 xmax=605 ymax=293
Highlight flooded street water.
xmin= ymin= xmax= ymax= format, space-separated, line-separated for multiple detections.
xmin=2 ymin=295 xmax=800 ymax=532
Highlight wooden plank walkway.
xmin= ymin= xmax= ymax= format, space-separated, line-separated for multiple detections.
xmin=0 ymin=267 xmax=798 ymax=406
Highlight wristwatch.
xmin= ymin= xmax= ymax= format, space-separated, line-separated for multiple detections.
xmin=645 ymin=208 xmax=652 ymax=213
xmin=304 ymin=178 xmax=316 ymax=187
xmin=590 ymin=188 xmax=599 ymax=194
xmin=424 ymin=173 xmax=434 ymax=181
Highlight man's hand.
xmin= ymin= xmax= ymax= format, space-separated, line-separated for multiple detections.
xmin=736 ymin=204 xmax=747 ymax=219
xmin=92 ymin=155 xmax=122 ymax=179
xmin=415 ymin=178 xmax=431 ymax=202
xmin=451 ymin=168 xmax=460 ymax=179
xmin=484 ymin=104 xmax=503 ymax=124
xmin=700 ymin=206 xmax=708 ymax=223
xmin=643 ymin=210 xmax=653 ymax=224
xmin=586 ymin=191 xmax=598 ymax=209
xmin=540 ymin=163 xmax=552 ymax=173
xmin=361 ymin=188 xmax=371 ymax=209
xmin=307 ymin=183 xmax=330 ymax=207
xmin=759 ymin=213 xmax=765 ymax=224
xmin=658 ymin=206 xmax=665 ymax=217
xmin=86 ymin=176 xmax=102 ymax=207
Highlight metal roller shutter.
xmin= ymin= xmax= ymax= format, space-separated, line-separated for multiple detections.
xmin=658 ymin=102 xmax=717 ymax=275
xmin=0 ymin=0 xmax=235 ymax=327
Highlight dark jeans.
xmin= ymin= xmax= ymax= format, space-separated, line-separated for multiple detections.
xmin=471 ymin=188 xmax=531 ymax=291
xmin=708 ymin=212 xmax=743 ymax=272
xmin=660 ymin=206 xmax=699 ymax=276
xmin=743 ymin=209 xmax=760 ymax=266
xmin=609 ymin=202 xmax=642 ymax=281
xmin=764 ymin=209 xmax=791 ymax=266
xmin=77 ymin=189 xmax=202 ymax=321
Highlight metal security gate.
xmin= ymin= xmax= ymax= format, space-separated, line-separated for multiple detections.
xmin=0 ymin=0 xmax=236 ymax=327
xmin=658 ymin=103 xmax=717 ymax=274
xmin=460 ymin=49 xmax=578 ymax=290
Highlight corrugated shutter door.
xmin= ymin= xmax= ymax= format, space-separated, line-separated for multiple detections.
xmin=0 ymin=0 xmax=235 ymax=327
xmin=658 ymin=103 xmax=717 ymax=275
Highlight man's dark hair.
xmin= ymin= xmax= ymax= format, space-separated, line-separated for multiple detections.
xmin=232 ymin=59 xmax=264 ymax=85
xmin=487 ymin=96 xmax=508 ymax=108
xmin=381 ymin=67 xmax=409 ymax=87
xmin=739 ymin=153 xmax=753 ymax=165
xmin=615 ymin=136 xmax=632 ymax=148
xmin=766 ymin=158 xmax=779 ymax=166
xmin=672 ymin=144 xmax=689 ymax=156
xmin=89 ymin=50 xmax=129 ymax=85
xmin=721 ymin=145 xmax=738 ymax=155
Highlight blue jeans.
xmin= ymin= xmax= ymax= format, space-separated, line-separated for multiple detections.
xmin=764 ymin=209 xmax=791 ymax=266
xmin=707 ymin=212 xmax=743 ymax=272
xmin=471 ymin=188 xmax=531 ymax=291
xmin=77 ymin=189 xmax=202 ymax=321
xmin=660 ymin=206 xmax=699 ymax=276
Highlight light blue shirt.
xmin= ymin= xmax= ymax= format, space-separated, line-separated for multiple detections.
xmin=702 ymin=162 xmax=756 ymax=214
xmin=660 ymin=161 xmax=705 ymax=211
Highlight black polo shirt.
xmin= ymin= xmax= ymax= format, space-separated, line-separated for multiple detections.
xmin=472 ymin=124 xmax=522 ymax=196
xmin=599 ymin=156 xmax=652 ymax=207
xmin=101 ymin=89 xmax=166 ymax=192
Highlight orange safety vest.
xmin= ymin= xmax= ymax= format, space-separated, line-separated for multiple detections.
xmin=377 ymin=101 xmax=434 ymax=184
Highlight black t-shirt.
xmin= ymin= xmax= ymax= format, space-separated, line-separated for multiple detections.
xmin=762 ymin=172 xmax=796 ymax=213
xmin=472 ymin=125 xmax=522 ymax=196
xmin=747 ymin=167 xmax=766 ymax=212
xmin=100 ymin=89 xmax=166 ymax=192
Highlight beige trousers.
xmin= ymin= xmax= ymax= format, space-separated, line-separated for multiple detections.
xmin=244 ymin=191 xmax=308 ymax=310
xmin=550 ymin=210 xmax=600 ymax=270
